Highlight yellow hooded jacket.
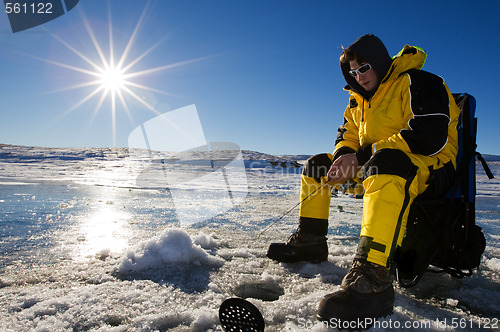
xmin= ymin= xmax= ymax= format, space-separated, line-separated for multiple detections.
xmin=335 ymin=45 xmax=460 ymax=170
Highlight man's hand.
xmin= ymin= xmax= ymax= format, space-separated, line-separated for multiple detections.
xmin=327 ymin=153 xmax=360 ymax=184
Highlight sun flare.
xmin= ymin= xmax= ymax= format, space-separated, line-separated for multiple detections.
xmin=32 ymin=2 xmax=212 ymax=146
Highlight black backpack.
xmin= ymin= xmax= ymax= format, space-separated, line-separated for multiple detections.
xmin=395 ymin=93 xmax=494 ymax=287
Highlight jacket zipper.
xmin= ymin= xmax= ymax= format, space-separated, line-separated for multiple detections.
xmin=363 ymin=97 xmax=373 ymax=122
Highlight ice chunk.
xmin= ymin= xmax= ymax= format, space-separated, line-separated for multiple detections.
xmin=119 ymin=228 xmax=223 ymax=274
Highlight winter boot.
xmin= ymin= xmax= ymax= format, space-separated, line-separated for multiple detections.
xmin=317 ymin=260 xmax=394 ymax=325
xmin=266 ymin=218 xmax=328 ymax=263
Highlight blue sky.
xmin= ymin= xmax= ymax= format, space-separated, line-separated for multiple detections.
xmin=0 ymin=0 xmax=499 ymax=156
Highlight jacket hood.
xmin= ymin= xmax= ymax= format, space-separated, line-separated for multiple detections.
xmin=389 ymin=44 xmax=427 ymax=77
xmin=341 ymin=34 xmax=393 ymax=99
xmin=341 ymin=34 xmax=428 ymax=99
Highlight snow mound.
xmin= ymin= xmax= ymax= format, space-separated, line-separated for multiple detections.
xmin=193 ymin=232 xmax=222 ymax=250
xmin=118 ymin=229 xmax=224 ymax=274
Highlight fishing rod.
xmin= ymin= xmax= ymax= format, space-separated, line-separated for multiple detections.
xmin=220 ymin=181 xmax=331 ymax=330
xmin=256 ymin=181 xmax=331 ymax=239
xmin=222 ymin=181 xmax=335 ymax=331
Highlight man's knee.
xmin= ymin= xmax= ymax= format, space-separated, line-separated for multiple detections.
xmin=303 ymin=153 xmax=333 ymax=183
xmin=420 ymin=161 xmax=455 ymax=199
xmin=361 ymin=149 xmax=418 ymax=180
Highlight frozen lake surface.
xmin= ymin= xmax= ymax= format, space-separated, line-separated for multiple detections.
xmin=0 ymin=144 xmax=499 ymax=331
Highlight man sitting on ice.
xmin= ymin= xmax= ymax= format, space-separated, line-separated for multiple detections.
xmin=266 ymin=34 xmax=460 ymax=322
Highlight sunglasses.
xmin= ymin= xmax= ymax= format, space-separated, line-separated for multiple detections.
xmin=349 ymin=63 xmax=372 ymax=78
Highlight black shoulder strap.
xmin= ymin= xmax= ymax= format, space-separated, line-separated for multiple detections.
xmin=476 ymin=152 xmax=494 ymax=180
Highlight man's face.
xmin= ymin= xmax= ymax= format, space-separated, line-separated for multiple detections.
xmin=349 ymin=60 xmax=377 ymax=92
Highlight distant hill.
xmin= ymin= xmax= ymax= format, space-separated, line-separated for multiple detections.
xmin=482 ymin=154 xmax=500 ymax=162
xmin=1 ymin=143 xmax=498 ymax=164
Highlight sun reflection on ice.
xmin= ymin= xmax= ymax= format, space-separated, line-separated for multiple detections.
xmin=74 ymin=189 xmax=132 ymax=261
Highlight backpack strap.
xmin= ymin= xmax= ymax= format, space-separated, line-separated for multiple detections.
xmin=476 ymin=151 xmax=494 ymax=180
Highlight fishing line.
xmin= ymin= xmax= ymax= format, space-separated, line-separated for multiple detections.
xmin=256 ymin=181 xmax=330 ymax=239
xmin=222 ymin=179 xmax=331 ymax=330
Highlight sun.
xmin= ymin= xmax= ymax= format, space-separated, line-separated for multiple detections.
xmin=31 ymin=1 xmax=212 ymax=146
xmin=98 ymin=63 xmax=126 ymax=92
